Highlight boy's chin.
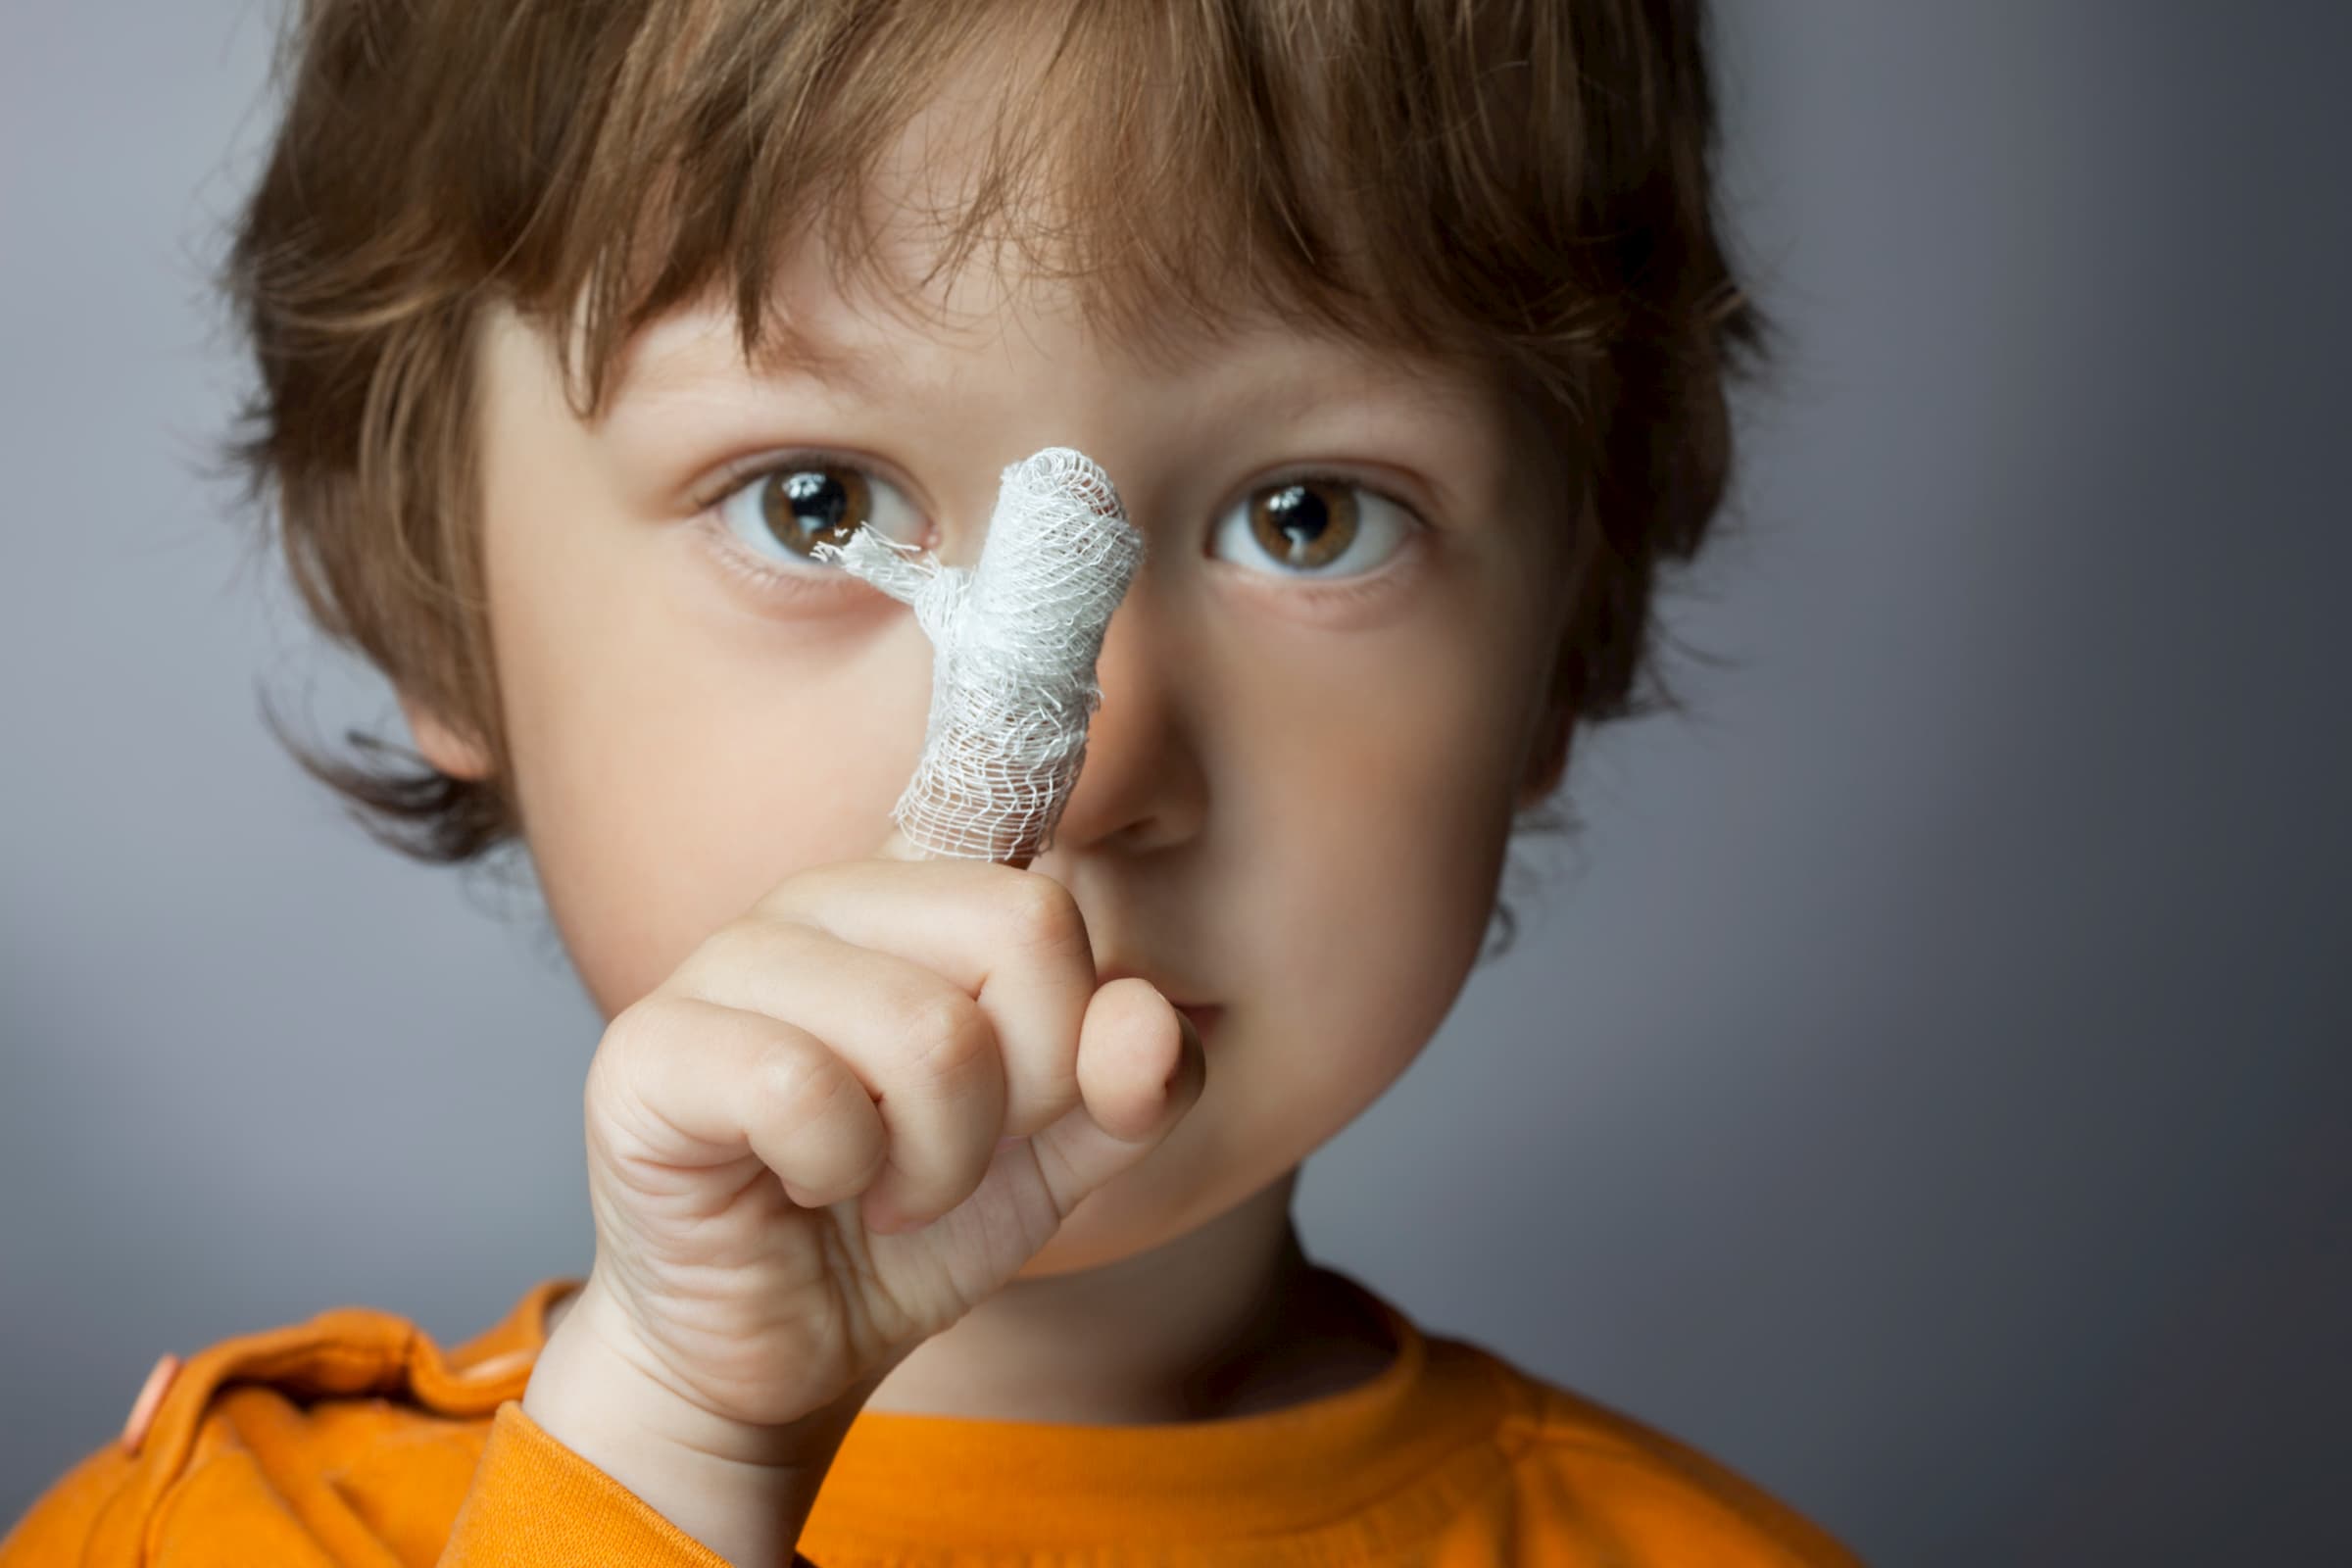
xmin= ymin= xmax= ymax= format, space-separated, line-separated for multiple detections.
xmin=1006 ymin=1186 xmax=1162 ymax=1281
xmin=1012 ymin=1156 xmax=1298 ymax=1285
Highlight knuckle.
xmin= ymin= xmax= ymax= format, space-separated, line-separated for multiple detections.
xmin=593 ymin=996 xmax=673 ymax=1084
xmin=584 ymin=999 xmax=688 ymax=1148
xmin=898 ymin=989 xmax=992 ymax=1080
xmin=999 ymin=871 xmax=1086 ymax=956
xmin=751 ymin=1034 xmax=844 ymax=1128
xmin=745 ymin=879 xmax=812 ymax=926
xmin=669 ymin=920 xmax=767 ymax=989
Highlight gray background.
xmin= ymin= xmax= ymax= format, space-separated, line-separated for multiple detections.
xmin=4 ymin=3 xmax=2346 ymax=1563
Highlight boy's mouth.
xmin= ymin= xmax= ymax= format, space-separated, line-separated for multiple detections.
xmin=1173 ymin=1004 xmax=1223 ymax=1039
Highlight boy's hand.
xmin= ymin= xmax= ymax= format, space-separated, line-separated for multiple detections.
xmin=518 ymin=824 xmax=1205 ymax=1564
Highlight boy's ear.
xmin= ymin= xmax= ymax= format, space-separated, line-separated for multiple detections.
xmin=395 ymin=690 xmax=494 ymax=782
xmin=1516 ymin=702 xmax=1576 ymax=810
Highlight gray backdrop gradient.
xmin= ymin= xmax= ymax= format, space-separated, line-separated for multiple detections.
xmin=3 ymin=3 xmax=2346 ymax=1563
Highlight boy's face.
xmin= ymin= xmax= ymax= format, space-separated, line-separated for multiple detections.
xmin=417 ymin=234 xmax=1577 ymax=1275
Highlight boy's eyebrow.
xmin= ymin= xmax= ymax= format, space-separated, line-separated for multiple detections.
xmin=613 ymin=311 xmax=887 ymax=416
xmin=610 ymin=306 xmax=1502 ymax=483
xmin=741 ymin=326 xmax=882 ymax=398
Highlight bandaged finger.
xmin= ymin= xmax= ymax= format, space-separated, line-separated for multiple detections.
xmin=811 ymin=447 xmax=1146 ymax=864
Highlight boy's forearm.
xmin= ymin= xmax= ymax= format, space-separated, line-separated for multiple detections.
xmin=517 ymin=1293 xmax=870 ymax=1567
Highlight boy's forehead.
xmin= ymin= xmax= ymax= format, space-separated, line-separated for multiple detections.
xmin=598 ymin=254 xmax=1489 ymax=434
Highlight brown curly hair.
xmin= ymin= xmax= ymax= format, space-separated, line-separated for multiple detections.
xmin=220 ymin=0 xmax=1768 ymax=959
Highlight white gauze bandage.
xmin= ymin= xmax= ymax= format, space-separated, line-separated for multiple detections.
xmin=809 ymin=447 xmax=1146 ymax=863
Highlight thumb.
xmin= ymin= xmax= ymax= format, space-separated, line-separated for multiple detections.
xmin=1021 ymin=979 xmax=1206 ymax=1217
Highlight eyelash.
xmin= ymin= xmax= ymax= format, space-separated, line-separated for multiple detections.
xmin=689 ymin=449 xmax=918 ymax=606
xmin=692 ymin=453 xmax=1429 ymax=609
xmin=696 ymin=514 xmax=848 ymax=602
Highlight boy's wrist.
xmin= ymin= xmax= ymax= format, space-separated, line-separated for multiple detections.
xmin=520 ymin=1279 xmax=866 ymax=1566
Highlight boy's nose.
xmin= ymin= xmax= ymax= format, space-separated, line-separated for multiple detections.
xmin=1031 ymin=575 xmax=1206 ymax=861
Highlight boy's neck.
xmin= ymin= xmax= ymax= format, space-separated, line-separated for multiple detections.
xmin=859 ymin=1169 xmax=1395 ymax=1425
xmin=540 ymin=1169 xmax=1396 ymax=1427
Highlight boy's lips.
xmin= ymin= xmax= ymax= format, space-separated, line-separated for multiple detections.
xmin=1173 ymin=1003 xmax=1222 ymax=1038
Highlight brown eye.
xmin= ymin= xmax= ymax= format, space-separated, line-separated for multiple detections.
xmin=1248 ymin=480 xmax=1358 ymax=570
xmin=714 ymin=457 xmax=925 ymax=578
xmin=760 ymin=466 xmax=874 ymax=558
xmin=1215 ymin=474 xmax=1414 ymax=582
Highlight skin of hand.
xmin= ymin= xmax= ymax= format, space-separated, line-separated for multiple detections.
xmin=521 ymin=820 xmax=1205 ymax=1565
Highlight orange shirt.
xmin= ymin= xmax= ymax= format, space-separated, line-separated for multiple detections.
xmin=1 ymin=1274 xmax=1863 ymax=1565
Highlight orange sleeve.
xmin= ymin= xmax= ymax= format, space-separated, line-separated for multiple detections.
xmin=0 ymin=1440 xmax=136 ymax=1565
xmin=1 ymin=1403 xmax=754 ymax=1567
xmin=439 ymin=1400 xmax=736 ymax=1566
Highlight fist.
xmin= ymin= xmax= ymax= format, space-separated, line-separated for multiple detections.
xmin=557 ymin=826 xmax=1208 ymax=1436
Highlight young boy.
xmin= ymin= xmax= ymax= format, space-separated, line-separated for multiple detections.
xmin=3 ymin=0 xmax=1861 ymax=1563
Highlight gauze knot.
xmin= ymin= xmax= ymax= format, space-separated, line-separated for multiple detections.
xmin=829 ymin=532 xmax=974 ymax=649
xmin=810 ymin=447 xmax=1146 ymax=862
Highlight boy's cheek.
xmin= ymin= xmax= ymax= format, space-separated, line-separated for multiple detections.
xmin=513 ymin=668 xmax=922 ymax=1018
xmin=488 ymin=595 xmax=927 ymax=1019
xmin=1226 ymin=679 xmax=1524 ymax=1024
xmin=519 ymin=738 xmax=900 ymax=1018
xmin=1269 ymin=790 xmax=1507 ymax=1039
xmin=475 ymin=461 xmax=949 ymax=1014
